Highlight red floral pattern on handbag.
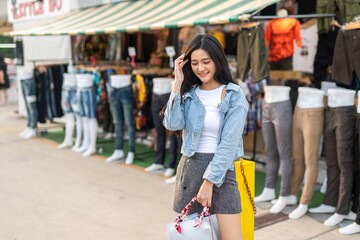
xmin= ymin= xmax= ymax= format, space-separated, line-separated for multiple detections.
xmin=174 ymin=197 xmax=211 ymax=234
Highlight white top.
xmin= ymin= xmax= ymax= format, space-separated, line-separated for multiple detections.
xmin=297 ymin=87 xmax=325 ymax=109
xmin=19 ymin=72 xmax=33 ymax=80
xmin=358 ymin=100 xmax=360 ymax=113
xmin=328 ymin=88 xmax=356 ymax=107
xmin=264 ymin=86 xmax=290 ymax=103
xmin=63 ymin=73 xmax=77 ymax=87
xmin=76 ymin=74 xmax=93 ymax=88
xmin=110 ymin=75 xmax=131 ymax=88
xmin=195 ymin=85 xmax=226 ymax=153
xmin=153 ymin=77 xmax=173 ymax=95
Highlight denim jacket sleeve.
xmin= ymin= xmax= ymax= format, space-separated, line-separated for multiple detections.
xmin=203 ymin=89 xmax=249 ymax=188
xmin=163 ymin=92 xmax=185 ymax=131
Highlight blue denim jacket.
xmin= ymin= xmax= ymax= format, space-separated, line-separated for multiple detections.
xmin=163 ymin=83 xmax=249 ymax=187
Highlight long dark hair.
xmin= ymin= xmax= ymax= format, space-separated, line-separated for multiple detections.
xmin=160 ymin=33 xmax=236 ymax=135
xmin=180 ymin=33 xmax=236 ymax=96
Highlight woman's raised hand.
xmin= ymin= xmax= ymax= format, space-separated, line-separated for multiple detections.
xmin=173 ymin=53 xmax=188 ymax=93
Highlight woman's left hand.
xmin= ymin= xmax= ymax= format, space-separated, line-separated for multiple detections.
xmin=196 ymin=179 xmax=214 ymax=207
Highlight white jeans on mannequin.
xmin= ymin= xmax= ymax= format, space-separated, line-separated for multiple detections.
xmin=83 ymin=119 xmax=98 ymax=157
xmin=75 ymin=117 xmax=89 ymax=153
xmin=71 ymin=114 xmax=83 ymax=151
xmin=58 ymin=113 xmax=75 ymax=149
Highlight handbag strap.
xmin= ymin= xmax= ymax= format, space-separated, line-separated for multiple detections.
xmin=240 ymin=160 xmax=257 ymax=214
xmin=174 ymin=197 xmax=210 ymax=234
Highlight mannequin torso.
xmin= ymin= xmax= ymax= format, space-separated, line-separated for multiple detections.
xmin=110 ymin=75 xmax=131 ymax=88
xmin=19 ymin=72 xmax=33 ymax=80
xmin=327 ymin=88 xmax=356 ymax=108
xmin=63 ymin=73 xmax=77 ymax=87
xmin=264 ymin=86 xmax=290 ymax=103
xmin=152 ymin=77 xmax=173 ymax=95
xmin=76 ymin=74 xmax=93 ymax=88
xmin=297 ymin=87 xmax=325 ymax=109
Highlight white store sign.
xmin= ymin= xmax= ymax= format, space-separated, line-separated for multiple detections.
xmin=7 ymin=0 xmax=70 ymax=23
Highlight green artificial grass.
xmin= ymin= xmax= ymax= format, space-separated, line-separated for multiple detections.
xmin=41 ymin=131 xmax=325 ymax=207
xmin=41 ymin=131 xmax=160 ymax=168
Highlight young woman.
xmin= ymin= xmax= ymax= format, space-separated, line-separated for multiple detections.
xmin=163 ymin=34 xmax=248 ymax=239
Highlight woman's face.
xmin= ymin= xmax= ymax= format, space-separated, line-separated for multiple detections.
xmin=190 ymin=48 xmax=217 ymax=85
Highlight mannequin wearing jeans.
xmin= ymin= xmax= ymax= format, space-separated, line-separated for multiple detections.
xmin=288 ymin=87 xmax=325 ymax=219
xmin=73 ymin=73 xmax=98 ymax=157
xmin=339 ymin=102 xmax=360 ymax=235
xmin=19 ymin=72 xmax=38 ymax=139
xmin=145 ymin=77 xmax=178 ymax=176
xmin=58 ymin=73 xmax=78 ymax=149
xmin=255 ymin=86 xmax=294 ymax=214
xmin=106 ymin=75 xmax=136 ymax=165
xmin=309 ymin=88 xmax=356 ymax=226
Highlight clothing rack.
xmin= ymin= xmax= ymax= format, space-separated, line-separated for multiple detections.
xmin=251 ymin=13 xmax=336 ymax=20
xmin=28 ymin=58 xmax=72 ymax=64
xmin=239 ymin=12 xmax=335 ymax=166
xmin=28 ymin=59 xmax=70 ymax=134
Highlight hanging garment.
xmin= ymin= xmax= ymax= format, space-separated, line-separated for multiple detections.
xmin=316 ymin=0 xmax=360 ymax=34
xmin=21 ymin=78 xmax=38 ymax=129
xmin=323 ymin=106 xmax=355 ymax=215
xmin=352 ymin=113 xmax=360 ymax=218
xmin=108 ymin=84 xmax=136 ymax=152
xmin=313 ymin=27 xmax=338 ymax=89
xmin=332 ymin=29 xmax=360 ymax=87
xmin=262 ymin=100 xmax=293 ymax=196
xmin=237 ymin=25 xmax=269 ymax=82
xmin=291 ymin=106 xmax=325 ymax=204
xmin=265 ymin=18 xmax=302 ymax=63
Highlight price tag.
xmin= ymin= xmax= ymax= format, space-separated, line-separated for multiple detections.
xmin=128 ymin=47 xmax=136 ymax=57
xmin=165 ymin=46 xmax=176 ymax=57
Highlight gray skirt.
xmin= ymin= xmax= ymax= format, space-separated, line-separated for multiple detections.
xmin=173 ymin=153 xmax=241 ymax=215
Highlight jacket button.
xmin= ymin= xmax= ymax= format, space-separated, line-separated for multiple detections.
xmin=183 ymin=186 xmax=187 ymax=190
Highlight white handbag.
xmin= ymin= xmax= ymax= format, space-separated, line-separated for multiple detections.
xmin=166 ymin=197 xmax=220 ymax=240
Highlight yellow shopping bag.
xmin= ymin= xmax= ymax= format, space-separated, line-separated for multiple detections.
xmin=235 ymin=159 xmax=256 ymax=240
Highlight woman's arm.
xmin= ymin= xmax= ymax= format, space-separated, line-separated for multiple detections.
xmin=203 ymin=90 xmax=249 ymax=188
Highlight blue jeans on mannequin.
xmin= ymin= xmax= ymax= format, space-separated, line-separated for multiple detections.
xmin=58 ymin=87 xmax=77 ymax=149
xmin=21 ymin=78 xmax=38 ymax=129
xmin=108 ymin=85 xmax=136 ymax=153
xmin=76 ymin=86 xmax=98 ymax=157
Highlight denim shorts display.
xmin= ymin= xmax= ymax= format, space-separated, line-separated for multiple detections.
xmin=61 ymin=87 xmax=77 ymax=114
xmin=78 ymin=87 xmax=97 ymax=119
xmin=108 ymin=85 xmax=136 ymax=152
xmin=20 ymin=78 xmax=38 ymax=129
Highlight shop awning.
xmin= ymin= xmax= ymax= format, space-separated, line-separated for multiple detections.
xmin=6 ymin=0 xmax=279 ymax=36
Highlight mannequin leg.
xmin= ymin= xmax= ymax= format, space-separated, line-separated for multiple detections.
xmin=270 ymin=195 xmax=297 ymax=214
xmin=75 ymin=117 xmax=89 ymax=152
xmin=309 ymin=204 xmax=336 ymax=213
xmin=339 ymin=222 xmax=360 ymax=235
xmin=58 ymin=113 xmax=75 ymax=149
xmin=19 ymin=127 xmax=31 ymax=137
xmin=322 ymin=212 xmax=357 ymax=226
xmin=106 ymin=149 xmax=124 ymax=163
xmin=72 ymin=114 xmax=83 ymax=151
xmin=83 ymin=118 xmax=98 ymax=157
xmin=125 ymin=152 xmax=134 ymax=165
xmin=255 ymin=187 xmax=276 ymax=203
xmin=22 ymin=80 xmax=38 ymax=139
xmin=289 ymin=204 xmax=308 ymax=219
xmin=19 ymin=80 xmax=31 ymax=137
